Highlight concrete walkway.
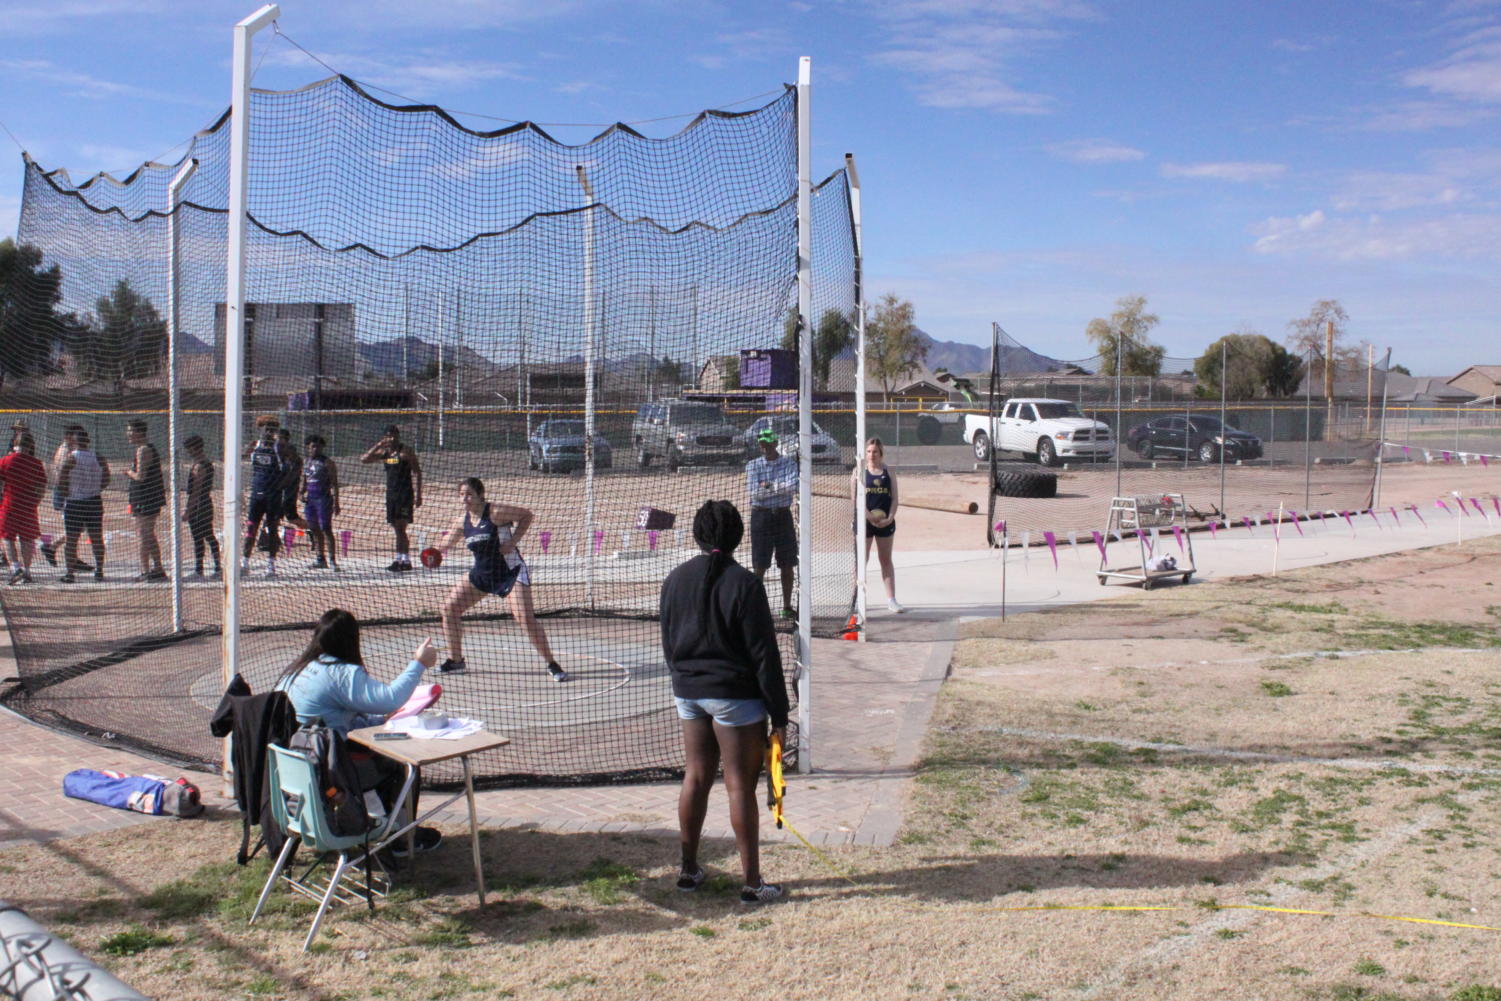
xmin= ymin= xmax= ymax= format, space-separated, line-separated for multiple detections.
xmin=2 ymin=506 xmax=1497 ymax=855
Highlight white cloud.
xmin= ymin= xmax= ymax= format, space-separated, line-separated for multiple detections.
xmin=0 ymin=58 xmax=206 ymax=106
xmin=1270 ymin=37 xmax=1321 ymax=53
xmin=864 ymin=0 xmax=1096 ymax=113
xmin=1360 ymin=100 xmax=1495 ymax=131
xmin=1332 ymin=172 xmax=1468 ymax=212
xmin=1404 ymin=25 xmax=1501 ymax=103
xmin=1045 ymin=138 xmax=1145 ymax=163
xmin=1252 ymin=209 xmax=1501 ymax=260
xmin=261 ymin=47 xmax=526 ymax=99
xmin=1160 ymin=161 xmax=1287 ymax=182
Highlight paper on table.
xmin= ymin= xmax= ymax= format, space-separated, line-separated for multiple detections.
xmin=386 ymin=715 xmax=484 ymax=740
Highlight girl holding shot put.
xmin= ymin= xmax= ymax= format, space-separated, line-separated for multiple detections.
xmin=853 ymin=436 xmax=903 ymax=613
xmin=435 ymin=477 xmax=566 ymax=681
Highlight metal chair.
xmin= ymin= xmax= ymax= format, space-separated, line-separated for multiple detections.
xmin=248 ymin=744 xmax=394 ymax=951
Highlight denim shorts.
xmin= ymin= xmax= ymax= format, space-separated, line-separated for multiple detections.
xmin=674 ymin=696 xmax=767 ymax=727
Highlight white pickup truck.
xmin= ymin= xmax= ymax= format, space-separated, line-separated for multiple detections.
xmin=963 ymin=398 xmax=1116 ymax=467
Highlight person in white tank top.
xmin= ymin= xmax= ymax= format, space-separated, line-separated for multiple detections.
xmin=57 ymin=430 xmax=110 ymax=583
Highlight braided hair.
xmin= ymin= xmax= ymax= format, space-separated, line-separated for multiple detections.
xmin=692 ymin=499 xmax=744 ymax=619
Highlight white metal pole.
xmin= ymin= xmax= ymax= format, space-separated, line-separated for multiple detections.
xmin=437 ymin=289 xmax=446 ymax=449
xmin=577 ymin=165 xmax=598 ymax=609
xmin=222 ymin=4 xmax=278 ymax=720
xmin=167 ymin=157 xmax=198 ymax=634
xmin=1373 ymin=348 xmax=1392 ymax=509
xmin=846 ymin=153 xmax=867 ymax=639
xmin=795 ymin=56 xmax=813 ymax=773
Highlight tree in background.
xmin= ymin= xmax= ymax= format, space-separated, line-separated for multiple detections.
xmin=69 ymin=279 xmax=167 ymax=386
xmin=866 ymin=294 xmax=926 ymax=402
xmin=1195 ymin=331 xmax=1306 ymax=399
xmin=0 ymin=239 xmax=74 ymax=389
xmin=1390 ymin=363 xmax=1412 ymax=376
xmin=781 ymin=307 xmax=856 ymax=389
xmin=1285 ymin=299 xmax=1371 ymax=386
xmin=1085 ymin=294 xmax=1165 ymax=377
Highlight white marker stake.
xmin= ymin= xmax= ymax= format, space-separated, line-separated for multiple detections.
xmin=1272 ymin=502 xmax=1284 ymax=577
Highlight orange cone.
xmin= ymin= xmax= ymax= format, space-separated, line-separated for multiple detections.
xmin=842 ymin=613 xmax=861 ymax=641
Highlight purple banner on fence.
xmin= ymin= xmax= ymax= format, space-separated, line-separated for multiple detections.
xmin=1092 ymin=530 xmax=1106 ymax=560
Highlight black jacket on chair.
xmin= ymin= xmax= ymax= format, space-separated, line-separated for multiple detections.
xmin=210 ymin=674 xmax=299 ymax=864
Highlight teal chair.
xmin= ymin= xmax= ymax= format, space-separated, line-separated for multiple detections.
xmin=249 ymin=744 xmax=393 ymax=951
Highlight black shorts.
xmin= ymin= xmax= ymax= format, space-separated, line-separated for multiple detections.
xmin=281 ymin=488 xmax=298 ymax=521
xmin=246 ymin=493 xmax=282 ymax=530
xmin=386 ymin=492 xmax=414 ymax=525
xmin=129 ymin=489 xmax=164 ymax=519
xmin=750 ymin=506 xmax=797 ymax=572
xmin=63 ymin=496 xmax=104 ymax=539
xmin=855 ymin=517 xmax=897 ymax=539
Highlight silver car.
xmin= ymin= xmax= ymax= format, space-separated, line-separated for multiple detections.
xmin=741 ymin=415 xmax=842 ymax=464
xmin=632 ymin=400 xmax=744 ymax=472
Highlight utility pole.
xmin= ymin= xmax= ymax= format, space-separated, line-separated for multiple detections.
xmin=1324 ymin=319 xmax=1335 ymax=429
xmin=1365 ymin=343 xmax=1374 ymax=434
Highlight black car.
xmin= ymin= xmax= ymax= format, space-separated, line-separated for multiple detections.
xmin=1126 ymin=415 xmax=1263 ymax=462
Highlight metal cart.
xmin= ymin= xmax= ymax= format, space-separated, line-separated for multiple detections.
xmin=1097 ymin=493 xmax=1197 ymax=589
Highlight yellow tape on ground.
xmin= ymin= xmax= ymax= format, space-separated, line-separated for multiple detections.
xmin=767 ymin=804 xmax=1501 ymax=932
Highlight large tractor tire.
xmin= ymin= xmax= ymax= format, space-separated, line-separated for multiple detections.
xmin=993 ymin=469 xmax=1058 ymax=499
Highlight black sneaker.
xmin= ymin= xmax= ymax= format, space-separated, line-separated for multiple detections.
xmin=93 ymin=569 xmax=104 ymax=582
xmin=68 ymin=559 xmax=94 ymax=573
xmin=547 ymin=661 xmax=568 ymax=683
xmin=739 ymin=881 xmax=785 ymax=904
xmin=6 ymin=569 xmax=22 ymax=586
xmin=147 ymin=569 xmax=168 ymax=581
xmin=312 ymin=557 xmax=328 ymax=569
xmin=59 ymin=572 xmax=76 ymax=584
xmin=39 ymin=541 xmax=57 ymax=567
xmin=389 ymin=826 xmax=442 ymax=857
xmin=438 ymin=657 xmax=467 ymax=675
xmin=387 ymin=560 xmax=412 ymax=573
xmin=676 ymin=867 xmax=706 ymax=892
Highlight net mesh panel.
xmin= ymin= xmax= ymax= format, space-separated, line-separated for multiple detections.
xmin=2 ymin=78 xmax=856 ymax=786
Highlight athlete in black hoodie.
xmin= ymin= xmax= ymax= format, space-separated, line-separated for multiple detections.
xmin=659 ymin=499 xmax=788 ymax=904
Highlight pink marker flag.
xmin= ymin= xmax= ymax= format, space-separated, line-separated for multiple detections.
xmin=1456 ymin=498 xmax=1472 ymax=517
xmin=1482 ymin=454 xmax=1490 ymax=467
xmin=1287 ymin=511 xmax=1304 ymax=536
xmin=1403 ymin=445 xmax=1411 ymax=455
xmin=1140 ymin=529 xmax=1153 ymax=555
xmin=1471 ymin=498 xmax=1486 ymax=517
xmin=1341 ymin=510 xmax=1355 ymax=532
xmin=1409 ymin=503 xmax=1426 ymax=527
xmin=647 ymin=530 xmax=659 ymax=551
xmin=1443 ymin=450 xmax=1453 ymax=463
xmin=1043 ymin=530 xmax=1059 ymax=570
xmin=1367 ymin=509 xmax=1382 ymax=529
xmin=1171 ymin=524 xmax=1186 ymax=551
xmin=1266 ymin=510 xmax=1276 ymax=527
xmin=1092 ymin=529 xmax=1107 ymax=560
xmin=538 ymin=529 xmax=552 ymax=554
xmin=283 ymin=527 xmax=296 ymax=550
xmin=592 ymin=529 xmax=605 ymax=555
xmin=995 ymin=520 xmax=1007 ymax=537
xmin=1389 ymin=506 xmax=1400 ymax=526
xmin=1241 ymin=516 xmax=1254 ymax=533
xmin=1493 ymin=497 xmax=1501 ymax=518
xmin=1207 ymin=520 xmax=1218 ymax=539
xmin=339 ymin=529 xmax=352 ymax=556
xmin=1436 ymin=498 xmax=1450 ymax=514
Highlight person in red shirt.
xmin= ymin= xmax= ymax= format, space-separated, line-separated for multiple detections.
xmin=0 ymin=432 xmax=48 ymax=585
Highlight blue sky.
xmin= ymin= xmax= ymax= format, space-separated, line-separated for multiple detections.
xmin=3 ymin=0 xmax=1500 ymax=375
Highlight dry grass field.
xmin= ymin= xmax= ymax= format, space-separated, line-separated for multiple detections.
xmin=5 ymin=536 xmax=1501 ymax=1000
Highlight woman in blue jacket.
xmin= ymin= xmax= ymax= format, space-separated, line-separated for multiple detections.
xmin=278 ymin=608 xmax=441 ymax=854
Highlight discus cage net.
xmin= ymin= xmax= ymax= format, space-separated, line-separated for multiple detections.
xmin=2 ymin=53 xmax=858 ymax=785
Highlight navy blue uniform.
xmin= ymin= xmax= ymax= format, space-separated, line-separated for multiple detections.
xmin=858 ymin=467 xmax=896 ymax=539
xmin=465 ymin=503 xmax=528 ymax=597
xmin=245 ymin=439 xmax=285 ymax=551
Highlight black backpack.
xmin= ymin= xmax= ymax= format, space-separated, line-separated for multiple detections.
xmin=286 ymin=718 xmax=372 ymax=839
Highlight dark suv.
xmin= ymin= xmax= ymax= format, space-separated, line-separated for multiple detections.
xmin=631 ymin=400 xmax=744 ymax=471
xmin=1127 ymin=415 xmax=1263 ymax=462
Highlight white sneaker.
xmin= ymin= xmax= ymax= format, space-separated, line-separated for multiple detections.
xmin=887 ymin=599 xmax=906 ymax=613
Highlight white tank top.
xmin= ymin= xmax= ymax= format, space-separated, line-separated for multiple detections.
xmin=67 ymin=449 xmax=103 ymax=500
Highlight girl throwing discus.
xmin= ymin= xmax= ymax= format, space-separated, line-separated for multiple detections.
xmin=436 ymin=477 xmax=566 ymax=682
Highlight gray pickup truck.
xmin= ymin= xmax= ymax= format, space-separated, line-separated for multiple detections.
xmin=632 ymin=399 xmax=745 ymax=472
